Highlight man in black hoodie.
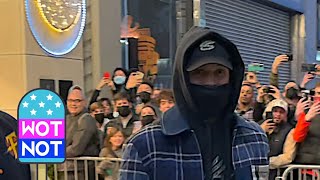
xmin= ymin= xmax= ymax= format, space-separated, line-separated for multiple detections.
xmin=120 ymin=27 xmax=269 ymax=180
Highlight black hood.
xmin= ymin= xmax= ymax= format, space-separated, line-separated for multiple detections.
xmin=173 ymin=26 xmax=244 ymax=120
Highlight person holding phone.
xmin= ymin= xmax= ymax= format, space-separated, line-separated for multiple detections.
xmin=260 ymin=99 xmax=297 ymax=180
xmin=270 ymin=54 xmax=292 ymax=87
xmin=253 ymin=85 xmax=282 ymax=122
xmin=90 ymin=68 xmax=129 ymax=105
xmin=124 ymin=69 xmax=145 ymax=103
xmin=294 ymin=82 xmax=320 ymax=168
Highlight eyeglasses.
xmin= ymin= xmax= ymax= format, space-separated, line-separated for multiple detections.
xmin=67 ymin=99 xmax=83 ymax=103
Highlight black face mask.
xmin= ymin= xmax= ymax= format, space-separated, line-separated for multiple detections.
xmin=94 ymin=113 xmax=105 ymax=124
xmin=137 ymin=92 xmax=151 ymax=103
xmin=141 ymin=115 xmax=155 ymax=126
xmin=286 ymin=87 xmax=300 ymax=100
xmin=117 ymin=106 xmax=131 ymax=117
xmin=189 ymin=83 xmax=231 ymax=121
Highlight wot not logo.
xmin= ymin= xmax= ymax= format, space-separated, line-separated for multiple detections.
xmin=18 ymin=89 xmax=66 ymax=163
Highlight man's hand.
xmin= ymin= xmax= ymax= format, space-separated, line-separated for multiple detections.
xmin=246 ymin=72 xmax=258 ymax=84
xmin=300 ymin=73 xmax=315 ymax=88
xmin=268 ymin=85 xmax=281 ymax=99
xmin=295 ymin=97 xmax=311 ymax=119
xmin=96 ymin=78 xmax=111 ymax=90
xmin=107 ymin=80 xmax=116 ymax=90
xmin=126 ymin=73 xmax=140 ymax=89
xmin=314 ymin=64 xmax=320 ymax=76
xmin=257 ymin=85 xmax=267 ymax=103
xmin=260 ymin=119 xmax=276 ymax=133
xmin=272 ymin=55 xmax=289 ymax=74
xmin=305 ymin=102 xmax=320 ymax=121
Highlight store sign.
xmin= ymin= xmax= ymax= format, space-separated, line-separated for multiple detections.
xmin=18 ymin=89 xmax=66 ymax=163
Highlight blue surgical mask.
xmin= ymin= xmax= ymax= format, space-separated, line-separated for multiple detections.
xmin=113 ymin=76 xmax=126 ymax=85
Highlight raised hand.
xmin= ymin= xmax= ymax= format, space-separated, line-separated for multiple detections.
xmin=272 ymin=55 xmax=289 ymax=74
xmin=300 ymin=72 xmax=315 ymax=88
xmin=305 ymin=102 xmax=320 ymax=121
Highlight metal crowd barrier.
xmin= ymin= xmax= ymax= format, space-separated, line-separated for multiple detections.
xmin=276 ymin=165 xmax=320 ymax=180
xmin=50 ymin=159 xmax=320 ymax=180
xmin=50 ymin=157 xmax=122 ymax=180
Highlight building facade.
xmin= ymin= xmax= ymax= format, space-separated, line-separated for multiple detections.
xmin=0 ymin=0 xmax=319 ymax=117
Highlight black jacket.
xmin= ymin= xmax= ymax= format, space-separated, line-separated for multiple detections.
xmin=171 ymin=26 xmax=246 ymax=179
xmin=0 ymin=111 xmax=31 ymax=180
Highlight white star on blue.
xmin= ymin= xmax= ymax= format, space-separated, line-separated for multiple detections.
xmin=19 ymin=89 xmax=65 ymax=119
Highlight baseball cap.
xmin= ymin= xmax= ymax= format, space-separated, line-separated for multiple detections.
xmin=271 ymin=99 xmax=288 ymax=113
xmin=186 ymin=39 xmax=233 ymax=71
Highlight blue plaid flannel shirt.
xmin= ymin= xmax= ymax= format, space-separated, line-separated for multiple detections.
xmin=120 ymin=107 xmax=269 ymax=180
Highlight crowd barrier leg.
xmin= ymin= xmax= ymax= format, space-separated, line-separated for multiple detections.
xmin=276 ymin=165 xmax=320 ymax=180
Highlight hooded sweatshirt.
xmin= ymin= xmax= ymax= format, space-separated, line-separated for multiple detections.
xmin=172 ymin=27 xmax=244 ymax=179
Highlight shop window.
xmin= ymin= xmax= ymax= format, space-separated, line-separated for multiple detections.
xmin=40 ymin=79 xmax=55 ymax=92
xmin=121 ymin=0 xmax=176 ymax=88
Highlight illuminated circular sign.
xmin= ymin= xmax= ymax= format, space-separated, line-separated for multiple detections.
xmin=25 ymin=0 xmax=86 ymax=56
xmin=36 ymin=0 xmax=81 ymax=32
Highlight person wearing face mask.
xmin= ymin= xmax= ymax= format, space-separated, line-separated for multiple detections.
xmin=132 ymin=105 xmax=159 ymax=134
xmin=134 ymin=81 xmax=161 ymax=115
xmin=105 ymin=92 xmax=138 ymax=138
xmin=140 ymin=105 xmax=158 ymax=126
xmin=120 ymin=27 xmax=269 ymax=180
xmin=89 ymin=68 xmax=128 ymax=106
xmin=282 ymin=81 xmax=302 ymax=126
xmin=89 ymin=102 xmax=106 ymax=150
xmin=136 ymin=82 xmax=153 ymax=103
xmin=112 ymin=68 xmax=129 ymax=94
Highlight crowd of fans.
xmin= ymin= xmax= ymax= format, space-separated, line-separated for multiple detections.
xmin=58 ymin=54 xmax=320 ymax=180
xmin=236 ymin=55 xmax=320 ymax=179
xmin=57 ymin=68 xmax=175 ymax=180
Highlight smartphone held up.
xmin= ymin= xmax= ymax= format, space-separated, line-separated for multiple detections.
xmin=104 ymin=72 xmax=111 ymax=79
xmin=301 ymin=64 xmax=317 ymax=73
